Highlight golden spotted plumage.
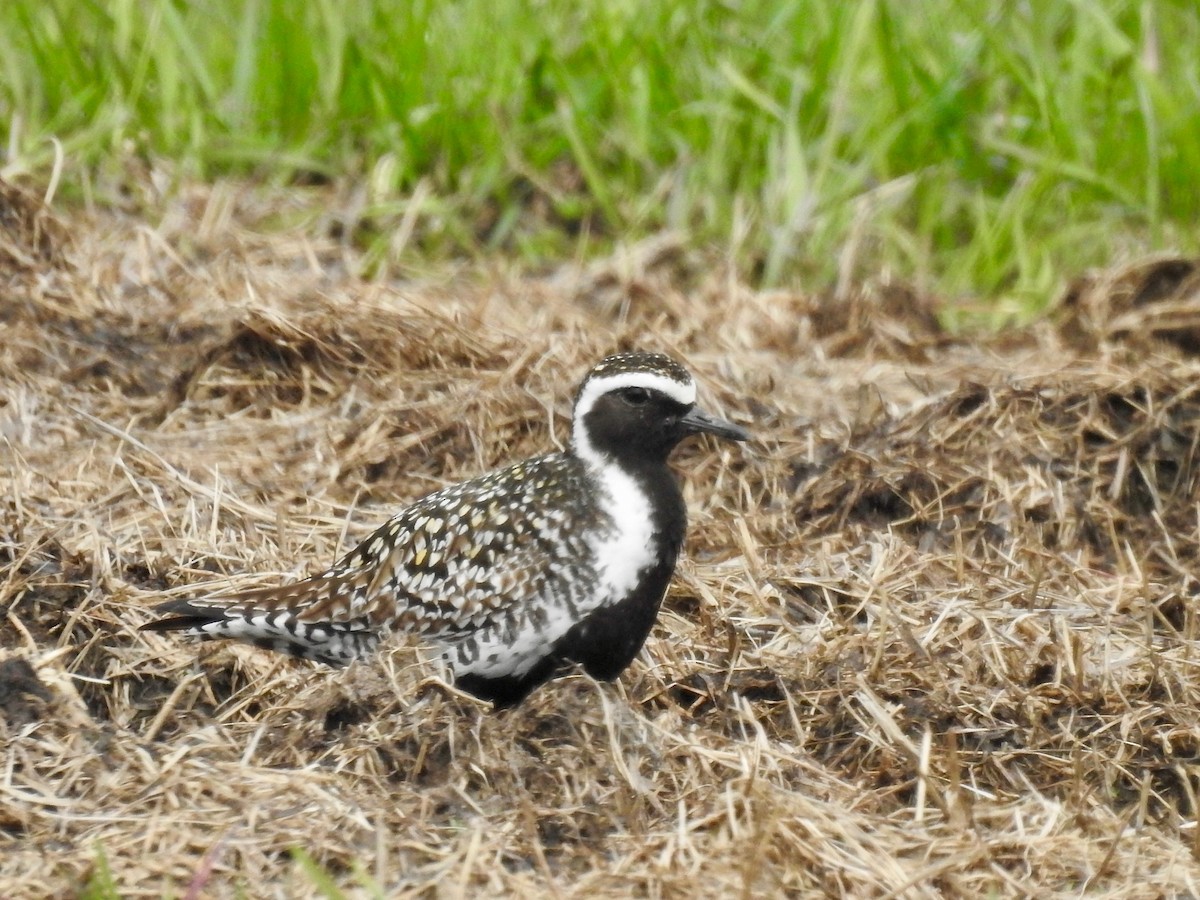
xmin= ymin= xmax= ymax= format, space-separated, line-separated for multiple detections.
xmin=143 ymin=352 xmax=748 ymax=708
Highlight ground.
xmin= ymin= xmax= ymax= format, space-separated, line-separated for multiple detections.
xmin=3 ymin=179 xmax=1200 ymax=898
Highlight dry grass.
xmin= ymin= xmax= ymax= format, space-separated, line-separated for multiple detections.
xmin=4 ymin=178 xmax=1200 ymax=897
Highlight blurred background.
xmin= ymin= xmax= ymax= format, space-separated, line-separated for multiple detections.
xmin=3 ymin=0 xmax=1197 ymax=321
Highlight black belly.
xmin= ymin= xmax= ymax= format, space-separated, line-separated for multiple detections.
xmin=559 ymin=558 xmax=675 ymax=681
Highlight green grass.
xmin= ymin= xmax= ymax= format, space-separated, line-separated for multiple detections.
xmin=291 ymin=848 xmax=386 ymax=900
xmin=78 ymin=845 xmax=120 ymax=900
xmin=2 ymin=0 xmax=1198 ymax=315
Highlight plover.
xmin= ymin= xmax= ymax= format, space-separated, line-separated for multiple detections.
xmin=143 ymin=351 xmax=749 ymax=708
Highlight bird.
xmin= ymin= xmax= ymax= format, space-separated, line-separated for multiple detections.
xmin=142 ymin=351 xmax=749 ymax=709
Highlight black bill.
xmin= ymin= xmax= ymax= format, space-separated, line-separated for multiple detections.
xmin=680 ymin=405 xmax=751 ymax=442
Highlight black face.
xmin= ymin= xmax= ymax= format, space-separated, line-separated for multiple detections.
xmin=582 ymin=386 xmax=749 ymax=463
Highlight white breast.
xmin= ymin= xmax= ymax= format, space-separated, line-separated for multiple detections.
xmin=586 ymin=461 xmax=657 ymax=605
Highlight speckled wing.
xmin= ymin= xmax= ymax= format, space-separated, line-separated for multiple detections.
xmin=146 ymin=453 xmax=605 ymax=666
xmin=336 ymin=453 xmax=603 ymax=642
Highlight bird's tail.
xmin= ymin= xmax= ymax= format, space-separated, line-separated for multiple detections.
xmin=141 ymin=577 xmax=381 ymax=666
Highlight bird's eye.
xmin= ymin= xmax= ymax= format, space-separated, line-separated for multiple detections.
xmin=621 ymin=387 xmax=652 ymax=406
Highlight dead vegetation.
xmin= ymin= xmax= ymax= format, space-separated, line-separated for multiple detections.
xmin=3 ymin=178 xmax=1200 ymax=897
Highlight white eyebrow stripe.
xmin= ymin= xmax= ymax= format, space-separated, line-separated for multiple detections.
xmin=574 ymin=371 xmax=696 ymax=420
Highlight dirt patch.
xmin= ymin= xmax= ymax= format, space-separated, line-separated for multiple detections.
xmin=2 ymin=180 xmax=1200 ymax=897
xmin=795 ymin=371 xmax=1200 ymax=569
xmin=1059 ymin=254 xmax=1200 ymax=354
xmin=0 ymin=658 xmax=52 ymax=726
